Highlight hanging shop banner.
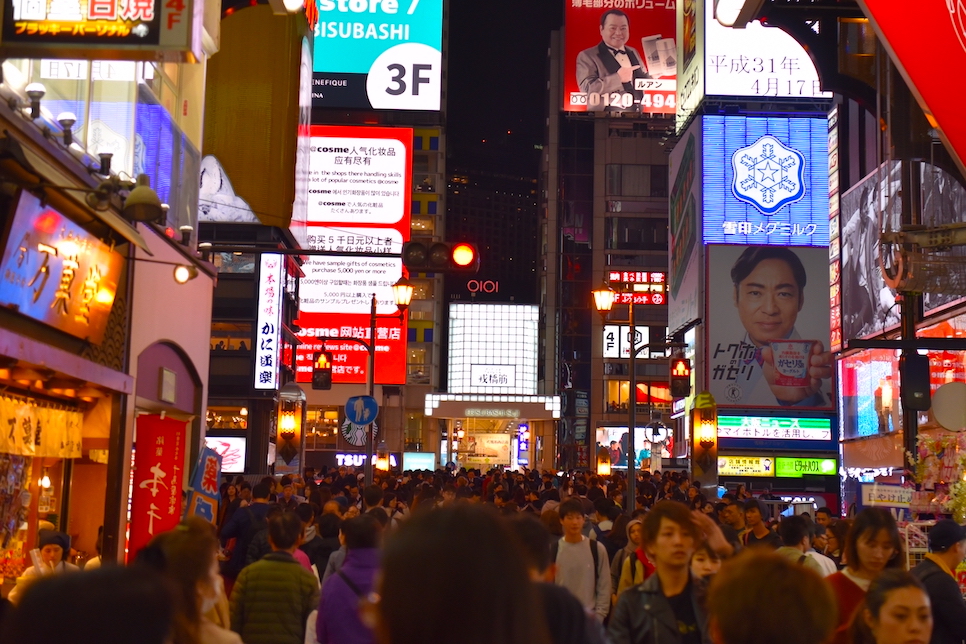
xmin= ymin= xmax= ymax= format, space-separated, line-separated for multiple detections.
xmin=717 ymin=455 xmax=775 ymax=477
xmin=296 ymin=125 xmax=412 ymax=386
xmin=254 ymin=254 xmax=284 ymax=391
xmin=0 ymin=0 xmax=203 ymax=61
xmin=183 ymin=447 xmax=222 ymax=524
xmin=0 ymin=191 xmax=122 ymax=344
xmin=0 ymin=397 xmax=82 ymax=458
xmin=564 ymin=0 xmax=677 ymax=115
xmin=312 ymin=0 xmax=443 ymax=110
xmin=129 ymin=414 xmax=185 ymax=561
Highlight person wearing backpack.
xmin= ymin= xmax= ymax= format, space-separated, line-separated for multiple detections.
xmin=316 ymin=514 xmax=381 ymax=644
xmin=220 ymin=482 xmax=274 ymax=586
xmin=616 ymin=518 xmax=656 ymax=597
xmin=611 ymin=518 xmax=642 ymax=598
xmin=554 ymin=498 xmax=611 ymax=621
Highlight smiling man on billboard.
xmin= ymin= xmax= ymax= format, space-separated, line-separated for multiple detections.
xmin=576 ymin=9 xmax=649 ymax=112
xmin=710 ymin=246 xmax=832 ymax=408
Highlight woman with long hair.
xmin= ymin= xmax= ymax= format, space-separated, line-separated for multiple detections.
xmin=849 ymin=570 xmax=932 ymax=644
xmin=826 ymin=518 xmax=852 ymax=569
xmin=373 ymin=504 xmax=550 ymax=644
xmin=142 ymin=517 xmax=241 ymax=644
xmin=827 ymin=509 xmax=904 ymax=644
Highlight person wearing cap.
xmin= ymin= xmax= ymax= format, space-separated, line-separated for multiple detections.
xmin=8 ymin=529 xmax=79 ymax=604
xmin=911 ymin=519 xmax=966 ymax=644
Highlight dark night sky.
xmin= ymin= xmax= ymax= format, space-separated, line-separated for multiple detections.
xmin=447 ymin=0 xmax=563 ymax=177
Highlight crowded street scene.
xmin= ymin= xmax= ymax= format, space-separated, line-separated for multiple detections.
xmin=0 ymin=0 xmax=965 ymax=641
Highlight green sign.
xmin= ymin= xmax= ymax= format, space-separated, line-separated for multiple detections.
xmin=775 ymin=457 xmax=837 ymax=478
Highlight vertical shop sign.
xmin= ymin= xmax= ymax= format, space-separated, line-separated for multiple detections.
xmin=183 ymin=447 xmax=221 ymax=523
xmin=254 ymin=254 xmax=284 ymax=390
xmin=129 ymin=414 xmax=185 ymax=560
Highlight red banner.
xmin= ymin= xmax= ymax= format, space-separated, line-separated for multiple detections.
xmin=858 ymin=0 xmax=966 ymax=175
xmin=128 ymin=414 xmax=186 ymax=561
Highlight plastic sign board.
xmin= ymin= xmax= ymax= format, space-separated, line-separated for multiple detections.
xmin=602 ymin=325 xmax=649 ymax=360
xmin=774 ymin=457 xmax=837 ymax=478
xmin=717 ymin=415 xmax=832 ymax=441
xmin=856 ymin=0 xmax=966 ymax=177
xmin=312 ymin=0 xmax=442 ymax=111
xmin=860 ymin=483 xmax=912 ymax=510
xmin=345 ymin=395 xmax=379 ymax=425
xmin=254 ymin=254 xmax=284 ymax=390
xmin=701 ymin=115 xmax=829 ymax=247
xmin=564 ymin=0 xmax=677 ymax=115
xmin=717 ymin=455 xmax=775 ymax=477
xmin=0 ymin=0 xmax=202 ymax=60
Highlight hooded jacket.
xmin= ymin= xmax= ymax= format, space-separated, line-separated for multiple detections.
xmin=610 ymin=518 xmax=642 ymax=592
xmin=316 ymin=547 xmax=380 ymax=644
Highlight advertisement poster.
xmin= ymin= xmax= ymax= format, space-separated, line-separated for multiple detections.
xmin=312 ymin=0 xmax=443 ymax=111
xmin=669 ymin=118 xmax=701 ymax=332
xmin=254 ymin=254 xmax=283 ymax=390
xmin=838 ymin=162 xmax=901 ymax=342
xmin=675 ymin=0 xmax=703 ymax=131
xmin=183 ymin=447 xmax=222 ymax=524
xmin=463 ymin=433 xmax=511 ymax=468
xmin=706 ymin=244 xmax=833 ymax=409
xmin=129 ymin=415 xmax=185 ymax=561
xmin=701 ymin=115 xmax=830 ymax=247
xmin=595 ymin=426 xmax=672 ymax=470
xmin=564 ymin=1 xmax=676 ymax=115
xmin=296 ymin=125 xmax=412 ymax=385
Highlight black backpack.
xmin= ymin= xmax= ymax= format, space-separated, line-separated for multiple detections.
xmin=550 ymin=538 xmax=600 ymax=587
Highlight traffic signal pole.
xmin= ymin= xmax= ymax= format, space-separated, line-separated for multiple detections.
xmin=365 ymin=294 xmax=376 ymax=487
xmin=628 ymin=302 xmax=637 ymax=513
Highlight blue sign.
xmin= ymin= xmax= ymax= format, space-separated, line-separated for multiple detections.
xmin=313 ymin=0 xmax=443 ymax=111
xmin=183 ymin=447 xmax=222 ymax=524
xmin=345 ymin=395 xmax=379 ymax=425
xmin=702 ymin=115 xmax=829 ymax=247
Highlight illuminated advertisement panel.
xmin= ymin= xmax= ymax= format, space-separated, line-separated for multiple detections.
xmin=706 ymin=244 xmax=832 ymax=409
xmin=295 ymin=125 xmax=412 ymax=386
xmin=718 ymin=415 xmax=832 ymax=441
xmin=312 ymin=0 xmax=442 ymax=111
xmin=774 ymin=457 xmax=837 ymax=478
xmin=717 ymin=455 xmax=775 ymax=477
xmin=564 ymin=0 xmax=676 ymax=115
xmin=702 ymin=115 xmax=829 ymax=247
xmin=0 ymin=0 xmax=201 ymax=60
xmin=669 ymin=116 xmax=702 ymax=331
xmin=675 ymin=0 xmax=704 ymax=131
xmin=254 ymin=254 xmax=283 ymax=391
xmin=448 ymin=303 xmax=538 ymax=395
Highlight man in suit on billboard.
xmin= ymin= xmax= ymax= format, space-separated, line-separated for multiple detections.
xmin=577 ymin=9 xmax=649 ymax=112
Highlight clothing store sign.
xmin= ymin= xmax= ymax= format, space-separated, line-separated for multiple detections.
xmin=129 ymin=414 xmax=185 ymax=561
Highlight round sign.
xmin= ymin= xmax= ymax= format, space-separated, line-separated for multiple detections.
xmin=932 ymin=381 xmax=966 ymax=431
xmin=341 ymin=419 xmax=378 ymax=447
xmin=366 ymin=43 xmax=442 ymax=111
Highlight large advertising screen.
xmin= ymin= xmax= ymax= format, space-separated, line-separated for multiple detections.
xmin=564 ymin=1 xmax=676 ymax=115
xmin=312 ymin=0 xmax=442 ymax=111
xmin=669 ymin=116 xmax=702 ymax=332
xmin=448 ymin=304 xmax=538 ymax=395
xmin=295 ymin=125 xmax=412 ymax=385
xmin=838 ymin=161 xmax=901 ymax=342
xmin=701 ymin=115 xmax=829 ymax=247
xmin=706 ymin=244 xmax=833 ymax=409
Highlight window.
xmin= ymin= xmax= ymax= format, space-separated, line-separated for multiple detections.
xmin=210 ymin=322 xmax=252 ymax=351
xmin=604 ymin=381 xmax=672 ymax=413
xmin=411 ymin=279 xmax=434 ymax=300
xmin=605 ymin=218 xmax=668 ymax=250
xmin=605 ymin=164 xmax=670 ymax=197
xmin=305 ymin=408 xmax=340 ymax=450
xmin=412 ymin=216 xmax=436 ymax=234
xmin=405 ymin=413 xmax=425 ymax=451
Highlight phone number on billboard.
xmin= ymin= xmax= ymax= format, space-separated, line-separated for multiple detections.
xmin=570 ymin=92 xmax=676 ymax=109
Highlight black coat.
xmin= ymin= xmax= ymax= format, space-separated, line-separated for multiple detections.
xmin=912 ymin=557 xmax=966 ymax=644
xmin=608 ymin=574 xmax=711 ymax=644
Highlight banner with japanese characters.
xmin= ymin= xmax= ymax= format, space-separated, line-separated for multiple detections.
xmin=129 ymin=414 xmax=185 ymax=561
xmin=296 ymin=125 xmax=412 ymax=386
xmin=254 ymin=254 xmax=284 ymax=390
xmin=183 ymin=447 xmax=221 ymax=524
xmin=0 ymin=397 xmax=82 ymax=458
xmin=706 ymin=244 xmax=832 ymax=410
xmin=564 ymin=0 xmax=677 ymax=116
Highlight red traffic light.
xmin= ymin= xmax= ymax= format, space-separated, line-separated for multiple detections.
xmin=672 ymin=359 xmax=691 ymax=378
xmin=315 ymin=351 xmax=333 ymax=369
xmin=451 ymin=243 xmax=476 ymax=267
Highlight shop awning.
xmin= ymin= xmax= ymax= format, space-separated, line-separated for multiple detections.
xmin=425 ymin=394 xmax=562 ymax=420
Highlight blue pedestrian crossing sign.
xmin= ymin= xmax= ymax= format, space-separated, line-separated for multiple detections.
xmin=345 ymin=396 xmax=379 ymax=426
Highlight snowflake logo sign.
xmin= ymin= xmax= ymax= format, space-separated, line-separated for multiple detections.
xmin=731 ymin=135 xmax=806 ymax=215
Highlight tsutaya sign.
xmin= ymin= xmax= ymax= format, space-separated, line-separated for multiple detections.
xmin=336 ymin=452 xmax=398 ymax=468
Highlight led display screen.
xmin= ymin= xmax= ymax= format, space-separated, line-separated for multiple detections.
xmin=702 ymin=115 xmax=829 ymax=246
xmin=205 ymin=436 xmax=247 ymax=474
xmin=447 ymin=304 xmax=538 ymax=395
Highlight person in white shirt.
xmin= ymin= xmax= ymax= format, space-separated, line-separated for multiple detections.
xmin=553 ymin=498 xmax=611 ymax=620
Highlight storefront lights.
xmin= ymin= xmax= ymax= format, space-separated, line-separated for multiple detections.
xmin=597 ymin=447 xmax=612 ymax=476
xmin=375 ymin=440 xmax=390 ymax=471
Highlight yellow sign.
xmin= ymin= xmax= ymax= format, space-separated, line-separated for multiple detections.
xmin=0 ymin=397 xmax=83 ymax=458
xmin=717 ymin=455 xmax=775 ymax=477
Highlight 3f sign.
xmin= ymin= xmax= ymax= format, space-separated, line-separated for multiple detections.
xmin=387 ymin=63 xmax=432 ymax=95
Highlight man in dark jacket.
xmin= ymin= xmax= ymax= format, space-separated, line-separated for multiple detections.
xmin=911 ymin=519 xmax=966 ymax=644
xmin=609 ymin=501 xmax=712 ymax=644
xmin=230 ymin=510 xmax=319 ymax=644
xmin=316 ymin=514 xmax=381 ymax=644
xmin=221 ymin=482 xmax=273 ymax=579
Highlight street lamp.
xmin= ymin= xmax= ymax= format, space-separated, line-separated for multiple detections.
xmin=593 ymin=280 xmax=638 ymax=512
xmin=597 ymin=446 xmax=612 ymax=476
xmin=363 ymin=276 xmax=415 ymax=486
xmin=692 ymin=391 xmax=718 ymax=488
xmin=375 ymin=440 xmax=390 ymax=472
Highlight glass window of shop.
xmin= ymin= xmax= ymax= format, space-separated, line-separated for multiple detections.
xmin=604 ymin=381 xmax=672 ymax=413
xmin=210 ymin=323 xmax=252 ymax=352
xmin=411 ymin=216 xmax=436 ymax=235
xmin=305 ymin=408 xmax=339 ymax=451
xmin=206 ymin=406 xmax=249 ymax=430
xmin=408 ymin=347 xmax=431 ymax=385
xmin=411 ymin=279 xmax=434 ymax=300
xmin=405 ymin=412 xmax=425 ymax=452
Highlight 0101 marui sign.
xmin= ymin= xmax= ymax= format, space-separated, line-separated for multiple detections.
xmin=563 ymin=0 xmax=676 ymax=115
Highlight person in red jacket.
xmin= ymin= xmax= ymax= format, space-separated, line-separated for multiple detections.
xmin=826 ymin=508 xmax=904 ymax=644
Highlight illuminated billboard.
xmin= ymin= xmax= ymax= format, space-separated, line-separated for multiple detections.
xmin=0 ymin=0 xmax=203 ymax=60
xmin=295 ymin=125 xmax=412 ymax=386
xmin=717 ymin=455 xmax=775 ymax=477
xmin=668 ymin=116 xmax=702 ymax=332
xmin=447 ymin=303 xmax=538 ymax=396
xmin=312 ymin=0 xmax=442 ymax=111
xmin=564 ymin=1 xmax=676 ymax=115
xmin=701 ymin=115 xmax=829 ymax=247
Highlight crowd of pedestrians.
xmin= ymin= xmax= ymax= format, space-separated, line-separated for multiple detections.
xmin=2 ymin=465 xmax=966 ymax=644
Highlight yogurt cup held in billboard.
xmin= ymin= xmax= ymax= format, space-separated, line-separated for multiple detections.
xmin=770 ymin=340 xmax=816 ymax=387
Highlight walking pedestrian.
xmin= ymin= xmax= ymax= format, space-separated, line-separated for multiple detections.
xmin=554 ymin=498 xmax=612 ymax=621
xmin=316 ymin=514 xmax=381 ymax=644
xmin=910 ymin=519 xmax=966 ymax=644
xmin=849 ymin=570 xmax=932 ymax=644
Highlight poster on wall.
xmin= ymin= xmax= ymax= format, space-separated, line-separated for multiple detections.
xmin=129 ymin=414 xmax=185 ymax=561
xmin=706 ymin=244 xmax=833 ymax=409
xmin=463 ymin=433 xmax=511 ymax=468
xmin=839 ymin=162 xmax=901 ymax=342
xmin=564 ymin=0 xmax=677 ymax=115
xmin=669 ymin=117 xmax=702 ymax=332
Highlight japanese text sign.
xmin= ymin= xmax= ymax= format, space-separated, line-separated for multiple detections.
xmin=717 ymin=455 xmax=775 ymax=477
xmin=565 ymin=0 xmax=677 ymax=116
xmin=717 ymin=415 xmax=832 ymax=441
xmin=129 ymin=414 xmax=185 ymax=561
xmin=0 ymin=0 xmax=201 ymax=60
xmin=0 ymin=191 xmax=122 ymax=344
xmin=183 ymin=446 xmax=221 ymax=524
xmin=254 ymin=254 xmax=284 ymax=391
xmin=0 ymin=396 xmax=82 ymax=457
xmin=860 ymin=483 xmax=912 ymax=510
xmin=774 ymin=457 xmax=837 ymax=478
